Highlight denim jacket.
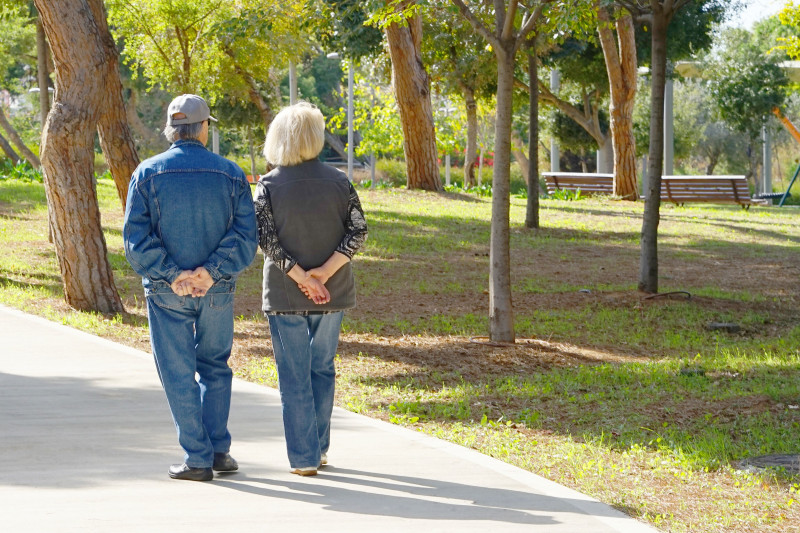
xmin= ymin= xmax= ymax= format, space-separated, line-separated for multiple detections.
xmin=123 ymin=139 xmax=258 ymax=294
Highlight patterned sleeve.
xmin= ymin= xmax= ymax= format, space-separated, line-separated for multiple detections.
xmin=253 ymin=181 xmax=297 ymax=274
xmin=336 ymin=182 xmax=368 ymax=259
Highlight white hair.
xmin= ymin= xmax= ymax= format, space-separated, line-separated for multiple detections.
xmin=263 ymin=102 xmax=325 ymax=166
xmin=163 ymin=121 xmax=205 ymax=143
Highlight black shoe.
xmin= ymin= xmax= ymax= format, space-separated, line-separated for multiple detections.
xmin=169 ymin=463 xmax=213 ymax=481
xmin=213 ymin=452 xmax=239 ymax=472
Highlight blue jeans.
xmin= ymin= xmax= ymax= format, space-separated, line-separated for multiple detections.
xmin=268 ymin=312 xmax=343 ymax=468
xmin=146 ymin=288 xmax=235 ymax=468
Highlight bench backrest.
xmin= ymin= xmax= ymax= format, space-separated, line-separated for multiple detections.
xmin=660 ymin=175 xmax=752 ymax=204
xmin=543 ymin=172 xmax=614 ymax=195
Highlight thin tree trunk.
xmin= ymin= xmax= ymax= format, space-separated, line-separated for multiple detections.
xmin=125 ymin=89 xmax=164 ymax=154
xmin=0 ymin=131 xmax=20 ymax=162
xmin=463 ymin=85 xmax=479 ymax=187
xmin=489 ymin=50 xmax=516 ymax=342
xmin=325 ymin=130 xmax=348 ymax=161
xmin=639 ymin=11 xmax=668 ymax=294
xmin=35 ymin=0 xmax=124 ymax=314
xmin=526 ymin=43 xmax=540 ymax=228
xmin=598 ymin=8 xmax=638 ymax=200
xmin=385 ymin=4 xmax=441 ymax=191
xmin=511 ymin=131 xmax=529 ymax=180
xmin=0 ymin=107 xmax=40 ymax=168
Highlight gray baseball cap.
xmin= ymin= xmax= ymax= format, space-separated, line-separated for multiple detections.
xmin=167 ymin=94 xmax=217 ymax=125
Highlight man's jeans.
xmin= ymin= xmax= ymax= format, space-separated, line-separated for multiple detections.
xmin=268 ymin=312 xmax=344 ymax=468
xmin=147 ymin=288 xmax=235 ymax=468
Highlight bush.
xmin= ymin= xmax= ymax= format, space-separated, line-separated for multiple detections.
xmin=0 ymin=160 xmax=42 ymax=182
xmin=376 ymin=159 xmax=407 ymax=187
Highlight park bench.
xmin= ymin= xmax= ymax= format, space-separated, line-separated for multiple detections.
xmin=659 ymin=175 xmax=767 ymax=209
xmin=543 ymin=172 xmax=614 ymax=196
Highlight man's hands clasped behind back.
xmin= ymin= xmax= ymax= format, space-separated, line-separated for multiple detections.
xmin=171 ymin=267 xmax=215 ymax=297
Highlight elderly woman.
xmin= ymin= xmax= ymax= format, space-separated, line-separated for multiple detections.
xmin=254 ymin=102 xmax=367 ymax=476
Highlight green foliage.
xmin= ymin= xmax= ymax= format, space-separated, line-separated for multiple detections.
xmin=316 ymin=0 xmax=384 ymax=60
xmin=705 ymin=28 xmax=789 ymax=141
xmin=0 ymin=160 xmax=41 ymax=182
xmin=0 ymin=4 xmax=35 ymax=93
xmin=106 ymin=0 xmax=308 ymax=102
xmin=635 ymin=0 xmax=726 ymax=66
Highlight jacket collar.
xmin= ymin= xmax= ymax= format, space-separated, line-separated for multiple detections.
xmin=170 ymin=139 xmax=207 ymax=150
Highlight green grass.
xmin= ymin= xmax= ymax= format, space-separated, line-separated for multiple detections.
xmin=2 ymin=176 xmax=799 ymax=532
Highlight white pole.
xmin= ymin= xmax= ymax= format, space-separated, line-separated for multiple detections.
xmin=445 ymin=154 xmax=451 ymax=187
xmin=289 ymin=60 xmax=297 ymax=105
xmin=663 ymin=70 xmax=674 ymax=176
xmin=212 ymin=123 xmax=219 ymax=155
xmin=763 ymin=124 xmax=772 ymax=195
xmin=371 ymin=152 xmax=376 ymax=188
xmin=347 ymin=62 xmax=354 ymax=182
xmin=550 ymin=69 xmax=560 ymax=172
xmin=478 ymin=147 xmax=484 ymax=187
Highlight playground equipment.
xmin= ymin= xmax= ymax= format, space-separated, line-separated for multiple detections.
xmin=771 ymin=108 xmax=800 ymax=206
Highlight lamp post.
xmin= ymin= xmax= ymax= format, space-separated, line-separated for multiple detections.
xmin=289 ymin=60 xmax=297 ymax=105
xmin=327 ymin=52 xmax=353 ymax=182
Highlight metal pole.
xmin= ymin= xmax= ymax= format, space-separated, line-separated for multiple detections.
xmin=550 ymin=69 xmax=560 ymax=172
xmin=762 ymin=124 xmax=772 ymax=195
xmin=289 ymin=60 xmax=297 ymax=105
xmin=347 ymin=62 xmax=354 ymax=182
xmin=663 ymin=67 xmax=674 ymax=176
xmin=212 ymin=123 xmax=219 ymax=155
xmin=371 ymin=152 xmax=376 ymax=188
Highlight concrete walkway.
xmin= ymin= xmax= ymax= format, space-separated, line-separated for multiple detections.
xmin=0 ymin=305 xmax=658 ymax=532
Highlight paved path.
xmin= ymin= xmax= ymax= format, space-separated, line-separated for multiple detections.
xmin=0 ymin=305 xmax=658 ymax=532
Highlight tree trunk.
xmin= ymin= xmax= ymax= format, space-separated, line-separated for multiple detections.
xmin=125 ymin=89 xmax=164 ymax=155
xmin=35 ymin=0 xmax=124 ymax=314
xmin=639 ymin=11 xmax=668 ymax=294
xmin=597 ymin=8 xmax=638 ymax=200
xmin=385 ymin=4 xmax=441 ymax=191
xmin=463 ymin=85 xmax=479 ymax=187
xmin=36 ymin=16 xmax=50 ymax=126
xmin=325 ymin=130 xmax=348 ymax=161
xmin=526 ymin=45 xmax=540 ymax=228
xmin=0 ymin=131 xmax=20 ymax=162
xmin=0 ymin=107 xmax=41 ymax=168
xmin=93 ymin=0 xmax=139 ymax=211
xmin=511 ymin=131 xmax=529 ymax=180
xmin=489 ymin=49 xmax=516 ymax=342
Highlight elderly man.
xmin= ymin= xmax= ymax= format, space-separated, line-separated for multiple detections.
xmin=123 ymin=94 xmax=257 ymax=481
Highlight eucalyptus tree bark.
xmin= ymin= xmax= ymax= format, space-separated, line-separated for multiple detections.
xmin=597 ymin=7 xmax=638 ymax=200
xmin=526 ymin=44 xmax=540 ymax=228
xmin=463 ymin=85 xmax=479 ymax=187
xmin=34 ymin=0 xmax=129 ymax=314
xmin=0 ymin=107 xmax=40 ymax=168
xmin=385 ymin=3 xmax=441 ymax=191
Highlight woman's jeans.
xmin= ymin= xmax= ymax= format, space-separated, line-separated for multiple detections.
xmin=268 ymin=312 xmax=344 ymax=468
xmin=146 ymin=289 xmax=235 ymax=468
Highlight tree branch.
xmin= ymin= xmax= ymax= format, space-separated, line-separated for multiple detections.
xmin=451 ymin=0 xmax=500 ymax=49
xmin=502 ymin=0 xmax=518 ymax=41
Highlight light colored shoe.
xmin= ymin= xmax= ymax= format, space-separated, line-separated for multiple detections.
xmin=320 ymin=453 xmax=328 ymax=466
xmin=291 ymin=467 xmax=317 ymax=476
